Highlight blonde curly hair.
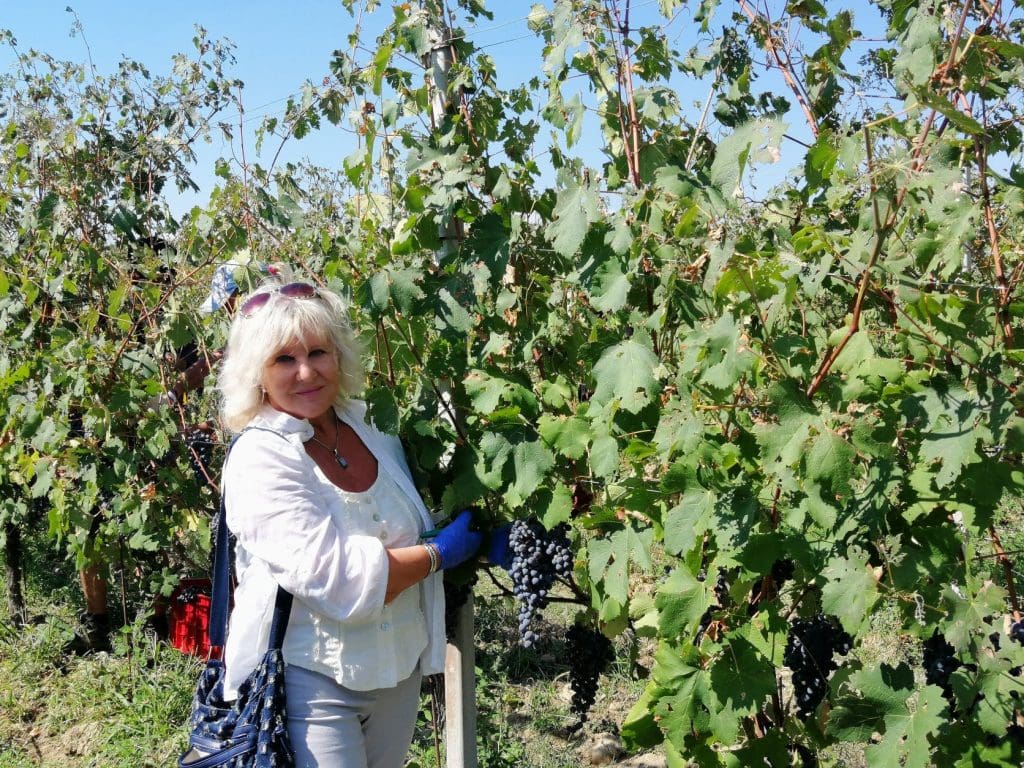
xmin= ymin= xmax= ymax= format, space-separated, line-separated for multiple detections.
xmin=218 ymin=279 xmax=364 ymax=433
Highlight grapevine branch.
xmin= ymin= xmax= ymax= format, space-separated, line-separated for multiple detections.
xmin=806 ymin=127 xmax=887 ymax=397
xmin=736 ymin=0 xmax=818 ymax=137
xmin=807 ymin=0 xmax=985 ymax=396
xmin=806 ymin=0 xmax=981 ymax=399
xmin=974 ymin=130 xmax=1014 ymax=343
xmin=389 ymin=317 xmax=468 ymax=443
xmin=989 ymin=525 xmax=1019 ymax=613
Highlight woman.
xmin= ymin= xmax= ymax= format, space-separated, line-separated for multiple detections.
xmin=217 ymin=279 xmax=481 ymax=768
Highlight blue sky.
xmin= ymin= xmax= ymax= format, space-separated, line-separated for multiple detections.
xmin=2 ymin=1 xmax=887 ymax=215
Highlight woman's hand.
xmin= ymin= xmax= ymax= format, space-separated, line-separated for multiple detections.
xmin=485 ymin=523 xmax=513 ymax=570
xmin=429 ymin=510 xmax=483 ymax=570
xmin=384 ymin=511 xmax=483 ymax=604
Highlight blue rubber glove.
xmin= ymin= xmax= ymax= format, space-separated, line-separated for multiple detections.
xmin=430 ymin=510 xmax=483 ymax=570
xmin=486 ymin=523 xmax=513 ymax=570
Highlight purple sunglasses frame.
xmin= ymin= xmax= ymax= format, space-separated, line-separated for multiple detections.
xmin=239 ymin=282 xmax=320 ymax=317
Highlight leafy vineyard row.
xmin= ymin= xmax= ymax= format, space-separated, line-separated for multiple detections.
xmin=3 ymin=0 xmax=1024 ymax=764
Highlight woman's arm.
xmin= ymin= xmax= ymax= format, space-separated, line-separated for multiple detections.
xmin=384 ymin=545 xmax=432 ymax=604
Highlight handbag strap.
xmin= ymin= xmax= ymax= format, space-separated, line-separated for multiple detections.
xmin=209 ymin=426 xmax=294 ymax=650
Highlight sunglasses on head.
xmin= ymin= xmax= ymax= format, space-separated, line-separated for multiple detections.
xmin=239 ymin=282 xmax=320 ymax=317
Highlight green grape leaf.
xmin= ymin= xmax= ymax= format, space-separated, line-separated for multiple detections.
xmin=621 ymin=683 xmax=664 ymax=749
xmin=913 ymin=387 xmax=982 ymax=489
xmin=589 ymin=526 xmax=655 ymax=607
xmin=435 ymin=288 xmax=475 ymax=334
xmin=679 ymin=313 xmax=756 ymax=391
xmin=544 ymin=172 xmax=601 ymax=257
xmin=828 ymin=663 xmax=916 ymax=742
xmin=651 ymin=642 xmax=713 ymax=737
xmin=538 ymin=377 xmax=573 ymax=409
xmin=464 ymin=370 xmax=537 ymax=417
xmin=755 ymin=381 xmax=818 ymax=468
xmin=806 ymin=428 xmax=856 ymax=499
xmin=653 ymin=398 xmax=704 ymax=460
xmin=950 ymin=650 xmax=1024 ymax=735
xmin=364 ymin=386 xmax=400 ymax=435
xmin=475 ymin=431 xmax=512 ymax=490
xmin=541 ymin=483 xmax=573 ymax=528
xmin=941 ymin=582 xmax=1008 ymax=651
xmin=581 ymin=253 xmax=631 ymax=312
xmin=709 ymin=118 xmax=785 ymax=199
xmin=464 ymin=211 xmax=510 ymax=290
xmin=504 ymin=439 xmax=555 ymax=508
xmin=589 ymin=432 xmax=620 ymax=478
xmin=893 ymin=8 xmax=939 ymax=88
xmin=592 ymin=339 xmax=660 ymax=413
xmin=708 ymin=636 xmax=776 ymax=723
xmin=386 ymin=267 xmax=426 ymax=314
xmin=865 ymin=685 xmax=947 ymax=768
xmin=537 ymin=414 xmax=591 ymax=459
xmin=821 ymin=547 xmax=880 ymax=635
xmin=663 ymin=488 xmax=715 ymax=556
xmin=655 ymin=567 xmax=713 ymax=639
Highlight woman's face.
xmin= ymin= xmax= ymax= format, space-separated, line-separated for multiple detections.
xmin=261 ymin=331 xmax=340 ymax=423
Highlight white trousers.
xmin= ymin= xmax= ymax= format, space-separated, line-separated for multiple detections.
xmin=284 ymin=664 xmax=423 ymax=768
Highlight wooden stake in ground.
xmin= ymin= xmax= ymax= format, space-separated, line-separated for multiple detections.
xmin=423 ymin=5 xmax=477 ymax=766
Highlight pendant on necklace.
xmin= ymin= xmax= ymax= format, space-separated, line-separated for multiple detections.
xmin=332 ymin=451 xmax=349 ymax=469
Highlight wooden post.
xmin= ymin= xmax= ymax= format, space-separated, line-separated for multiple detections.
xmin=444 ymin=598 xmax=477 ymax=767
xmin=423 ymin=4 xmax=477 ymax=767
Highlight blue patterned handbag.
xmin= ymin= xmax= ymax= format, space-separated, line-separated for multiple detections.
xmin=178 ymin=470 xmax=295 ymax=768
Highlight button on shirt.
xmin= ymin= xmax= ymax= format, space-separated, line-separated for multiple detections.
xmin=221 ymin=404 xmax=445 ymax=698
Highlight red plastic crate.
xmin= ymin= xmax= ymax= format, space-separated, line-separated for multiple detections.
xmin=169 ymin=578 xmax=221 ymax=658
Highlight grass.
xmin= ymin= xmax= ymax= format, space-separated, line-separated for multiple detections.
xmin=0 ymin=602 xmax=201 ymax=767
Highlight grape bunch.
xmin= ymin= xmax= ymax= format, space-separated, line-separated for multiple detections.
xmin=566 ymin=623 xmax=614 ymax=725
xmin=508 ymin=519 xmax=572 ymax=647
xmin=783 ymin=613 xmax=852 ymax=718
xmin=771 ymin=558 xmax=795 ymax=587
xmin=1011 ymin=617 xmax=1024 ymax=646
xmin=713 ymin=569 xmax=731 ymax=607
xmin=922 ymin=631 xmax=960 ymax=703
xmin=184 ymin=427 xmax=215 ymax=486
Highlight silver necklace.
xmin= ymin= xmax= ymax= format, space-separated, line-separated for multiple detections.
xmin=309 ymin=416 xmax=349 ymax=469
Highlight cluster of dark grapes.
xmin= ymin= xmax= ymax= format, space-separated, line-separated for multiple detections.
xmin=922 ymin=631 xmax=960 ymax=704
xmin=771 ymin=558 xmax=795 ymax=586
xmin=694 ymin=568 xmax=730 ymax=643
xmin=1011 ymin=617 xmax=1024 ymax=646
xmin=443 ymin=573 xmax=479 ymax=641
xmin=783 ymin=613 xmax=852 ymax=718
xmin=184 ymin=427 xmax=216 ymax=486
xmin=713 ymin=569 xmax=731 ymax=606
xmin=508 ymin=519 xmax=572 ymax=647
xmin=566 ymin=623 xmax=614 ymax=726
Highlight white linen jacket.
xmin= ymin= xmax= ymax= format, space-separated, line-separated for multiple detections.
xmin=221 ymin=400 xmax=447 ymax=699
